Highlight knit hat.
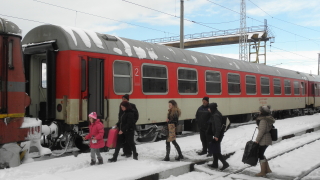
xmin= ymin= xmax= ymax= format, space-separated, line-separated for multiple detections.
xmin=259 ymin=105 xmax=271 ymax=116
xmin=120 ymin=101 xmax=132 ymax=110
xmin=209 ymin=103 xmax=218 ymax=113
xmin=202 ymin=97 xmax=209 ymax=102
xmin=122 ymin=94 xmax=130 ymax=101
xmin=88 ymin=112 xmax=97 ymax=119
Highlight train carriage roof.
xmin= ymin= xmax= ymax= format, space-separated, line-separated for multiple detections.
xmin=22 ymin=24 xmax=320 ymax=81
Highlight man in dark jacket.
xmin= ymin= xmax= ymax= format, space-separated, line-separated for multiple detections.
xmin=207 ymin=102 xmax=229 ymax=171
xmin=195 ymin=97 xmax=212 ymax=156
xmin=118 ymin=94 xmax=139 ymax=157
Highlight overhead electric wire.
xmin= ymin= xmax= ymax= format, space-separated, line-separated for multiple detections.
xmin=122 ymin=0 xmax=221 ymax=31
xmin=0 ymin=13 xmax=47 ymax=24
xmin=206 ymin=0 xmax=319 ymax=64
xmin=248 ymin=0 xmax=320 ymax=33
xmin=270 ymin=45 xmax=316 ymax=62
xmin=32 ymin=0 xmax=178 ymax=35
xmin=196 ymin=19 xmax=240 ymax=24
xmin=206 ymin=0 xmax=319 ymax=46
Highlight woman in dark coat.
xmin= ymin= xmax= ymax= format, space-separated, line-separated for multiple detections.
xmin=207 ymin=102 xmax=229 ymax=171
xmin=255 ymin=105 xmax=275 ymax=177
xmin=108 ymin=101 xmax=138 ymax=162
xmin=162 ymin=100 xmax=184 ymax=161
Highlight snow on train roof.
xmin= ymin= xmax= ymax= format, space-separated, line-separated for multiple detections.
xmin=0 ymin=17 xmax=22 ymax=36
xmin=22 ymin=24 xmax=317 ymax=81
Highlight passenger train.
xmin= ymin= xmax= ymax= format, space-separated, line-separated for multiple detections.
xmin=1 ymin=17 xmax=320 ymax=167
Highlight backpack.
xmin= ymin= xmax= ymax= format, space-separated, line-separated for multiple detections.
xmin=132 ymin=108 xmax=139 ymax=123
xmin=221 ymin=116 xmax=231 ymax=132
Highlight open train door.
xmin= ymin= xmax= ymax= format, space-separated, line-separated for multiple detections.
xmin=87 ymin=58 xmax=104 ymax=119
xmin=23 ymin=41 xmax=57 ymax=122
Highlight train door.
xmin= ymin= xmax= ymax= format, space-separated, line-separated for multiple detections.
xmin=24 ymin=43 xmax=56 ymax=121
xmin=88 ymin=58 xmax=104 ymax=119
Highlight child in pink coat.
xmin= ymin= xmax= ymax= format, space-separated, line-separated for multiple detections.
xmin=83 ymin=112 xmax=105 ymax=165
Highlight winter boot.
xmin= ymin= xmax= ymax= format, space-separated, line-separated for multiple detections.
xmin=218 ymin=154 xmax=229 ymax=171
xmin=163 ymin=144 xmax=170 ymax=161
xmin=97 ymin=158 xmax=103 ymax=165
xmin=133 ymin=153 xmax=138 ymax=160
xmin=265 ymin=158 xmax=272 ymax=174
xmin=108 ymin=155 xmax=117 ymax=163
xmin=197 ymin=150 xmax=207 ymax=155
xmin=174 ymin=144 xmax=184 ymax=161
xmin=255 ymin=159 xmax=267 ymax=177
xmin=90 ymin=159 xmax=96 ymax=165
xmin=209 ymin=154 xmax=218 ymax=168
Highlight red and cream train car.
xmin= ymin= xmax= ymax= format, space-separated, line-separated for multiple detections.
xmin=21 ymin=24 xmax=320 ymax=142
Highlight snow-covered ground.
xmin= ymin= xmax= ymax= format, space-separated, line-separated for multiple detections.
xmin=0 ymin=114 xmax=320 ymax=180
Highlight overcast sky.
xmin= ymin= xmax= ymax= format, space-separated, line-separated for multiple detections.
xmin=1 ymin=0 xmax=320 ymax=74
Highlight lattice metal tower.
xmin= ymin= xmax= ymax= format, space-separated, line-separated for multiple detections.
xmin=239 ymin=0 xmax=248 ymax=61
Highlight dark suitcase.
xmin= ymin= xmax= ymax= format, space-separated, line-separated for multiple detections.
xmin=242 ymin=128 xmax=259 ymax=166
xmin=242 ymin=140 xmax=259 ymax=166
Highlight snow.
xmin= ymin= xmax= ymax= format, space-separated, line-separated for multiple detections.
xmin=205 ymin=56 xmax=211 ymax=62
xmin=191 ymin=56 xmax=198 ymax=63
xmin=20 ymin=117 xmax=41 ymax=128
xmin=115 ymin=36 xmax=132 ymax=56
xmin=303 ymin=167 xmax=320 ymax=180
xmin=133 ymin=46 xmax=147 ymax=59
xmin=167 ymin=48 xmax=176 ymax=54
xmin=113 ymin=47 xmax=122 ymax=55
xmin=161 ymin=171 xmax=213 ymax=180
xmin=1 ymin=114 xmax=320 ymax=180
xmin=146 ymin=48 xmax=158 ymax=60
xmin=233 ymin=62 xmax=240 ymax=69
xmin=60 ymin=26 xmax=78 ymax=46
xmin=84 ymin=30 xmax=104 ymax=49
xmin=69 ymin=27 xmax=91 ymax=48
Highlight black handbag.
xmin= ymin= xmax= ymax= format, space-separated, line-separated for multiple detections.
xmin=270 ymin=125 xmax=278 ymax=141
xmin=242 ymin=128 xmax=260 ymax=166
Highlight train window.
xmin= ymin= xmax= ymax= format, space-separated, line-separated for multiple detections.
xmin=246 ymin=75 xmax=256 ymax=94
xmin=284 ymin=80 xmax=291 ymax=95
xmin=142 ymin=64 xmax=168 ymax=94
xmin=228 ymin=73 xmax=240 ymax=94
xmin=8 ymin=40 xmax=13 ymax=69
xmin=273 ymin=79 xmax=281 ymax=95
xmin=41 ymin=60 xmax=47 ymax=88
xmin=261 ymin=77 xmax=270 ymax=95
xmin=206 ymin=71 xmax=221 ymax=94
xmin=294 ymin=81 xmax=300 ymax=95
xmin=301 ymin=82 xmax=305 ymax=95
xmin=178 ymin=68 xmax=198 ymax=94
xmin=113 ymin=61 xmax=132 ymax=94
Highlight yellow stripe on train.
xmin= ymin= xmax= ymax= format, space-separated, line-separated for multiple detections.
xmin=0 ymin=113 xmax=25 ymax=118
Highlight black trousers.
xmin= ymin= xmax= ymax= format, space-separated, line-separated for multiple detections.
xmin=258 ymin=145 xmax=268 ymax=160
xmin=200 ymin=129 xmax=210 ymax=153
xmin=113 ymin=131 xmax=136 ymax=158
xmin=122 ymin=134 xmax=132 ymax=155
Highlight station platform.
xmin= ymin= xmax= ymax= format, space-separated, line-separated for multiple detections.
xmin=1 ymin=114 xmax=320 ymax=180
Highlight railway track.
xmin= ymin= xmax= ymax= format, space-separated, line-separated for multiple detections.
xmin=220 ymin=136 xmax=320 ymax=179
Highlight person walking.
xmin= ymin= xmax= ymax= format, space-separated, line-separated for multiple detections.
xmin=108 ymin=101 xmax=138 ymax=162
xmin=83 ymin=112 xmax=105 ymax=165
xmin=255 ymin=105 xmax=275 ymax=177
xmin=163 ymin=100 xmax=184 ymax=161
xmin=207 ymin=103 xmax=229 ymax=171
xmin=118 ymin=94 xmax=139 ymax=158
xmin=195 ymin=97 xmax=211 ymax=156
